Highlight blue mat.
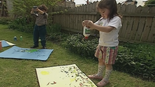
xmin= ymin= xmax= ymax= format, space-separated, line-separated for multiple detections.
xmin=2 ymin=40 xmax=9 ymax=47
xmin=1 ymin=40 xmax=15 ymax=47
xmin=0 ymin=46 xmax=53 ymax=61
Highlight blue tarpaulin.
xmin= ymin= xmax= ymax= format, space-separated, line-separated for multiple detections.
xmin=0 ymin=46 xmax=53 ymax=61
xmin=1 ymin=40 xmax=15 ymax=47
xmin=2 ymin=40 xmax=9 ymax=47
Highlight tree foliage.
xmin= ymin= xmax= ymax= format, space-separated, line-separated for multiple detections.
xmin=145 ymin=0 xmax=155 ymax=7
xmin=11 ymin=0 xmax=61 ymax=17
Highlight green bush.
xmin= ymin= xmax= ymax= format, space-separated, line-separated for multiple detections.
xmin=56 ymin=34 xmax=155 ymax=81
xmin=8 ymin=17 xmax=63 ymax=34
xmin=0 ymin=17 xmax=12 ymax=24
xmin=8 ymin=17 xmax=34 ymax=33
xmin=46 ymin=24 xmax=62 ymax=35
xmin=115 ymin=43 xmax=155 ymax=81
xmin=62 ymin=34 xmax=98 ymax=59
xmin=46 ymin=32 xmax=69 ymax=43
xmin=145 ymin=0 xmax=155 ymax=7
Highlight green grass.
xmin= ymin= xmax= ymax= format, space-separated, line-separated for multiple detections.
xmin=0 ymin=24 xmax=155 ymax=87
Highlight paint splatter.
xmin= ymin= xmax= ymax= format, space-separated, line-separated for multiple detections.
xmin=41 ymin=71 xmax=49 ymax=75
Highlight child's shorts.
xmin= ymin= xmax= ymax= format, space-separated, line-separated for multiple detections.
xmin=95 ymin=46 xmax=118 ymax=64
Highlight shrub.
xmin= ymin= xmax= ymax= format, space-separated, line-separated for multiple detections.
xmin=8 ymin=17 xmax=63 ymax=34
xmin=58 ymin=34 xmax=155 ymax=81
xmin=114 ymin=42 xmax=155 ymax=81
xmin=0 ymin=17 xmax=12 ymax=24
xmin=62 ymin=34 xmax=98 ymax=59
xmin=145 ymin=0 xmax=155 ymax=7
xmin=46 ymin=24 xmax=62 ymax=35
xmin=46 ymin=32 xmax=68 ymax=43
xmin=8 ymin=17 xmax=34 ymax=33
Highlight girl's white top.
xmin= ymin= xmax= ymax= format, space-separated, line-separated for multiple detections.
xmin=95 ymin=16 xmax=122 ymax=47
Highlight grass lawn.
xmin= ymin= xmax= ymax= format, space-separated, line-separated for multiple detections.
xmin=0 ymin=24 xmax=155 ymax=87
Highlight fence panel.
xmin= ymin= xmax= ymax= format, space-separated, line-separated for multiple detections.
xmin=130 ymin=17 xmax=139 ymax=42
xmin=135 ymin=17 xmax=145 ymax=41
xmin=125 ymin=17 xmax=134 ymax=40
xmin=141 ymin=17 xmax=153 ymax=42
xmin=148 ymin=18 xmax=155 ymax=43
xmin=52 ymin=2 xmax=155 ymax=43
xmin=119 ymin=17 xmax=128 ymax=40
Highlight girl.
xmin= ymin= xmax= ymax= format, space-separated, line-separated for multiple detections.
xmin=30 ymin=4 xmax=48 ymax=49
xmin=82 ymin=0 xmax=122 ymax=87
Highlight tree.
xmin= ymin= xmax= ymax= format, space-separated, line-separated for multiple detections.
xmin=145 ymin=0 xmax=155 ymax=7
xmin=11 ymin=0 xmax=62 ymax=17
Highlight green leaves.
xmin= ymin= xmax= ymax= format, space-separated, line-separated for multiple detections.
xmin=61 ymin=34 xmax=98 ymax=59
xmin=12 ymin=0 xmax=62 ymax=17
xmin=115 ymin=42 xmax=155 ymax=81
xmin=145 ymin=0 xmax=155 ymax=7
xmin=61 ymin=36 xmax=155 ymax=81
xmin=0 ymin=17 xmax=12 ymax=24
xmin=8 ymin=17 xmax=34 ymax=33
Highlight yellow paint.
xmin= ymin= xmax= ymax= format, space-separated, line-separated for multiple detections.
xmin=41 ymin=71 xmax=49 ymax=75
xmin=36 ymin=64 xmax=97 ymax=87
xmin=72 ymin=70 xmax=76 ymax=73
xmin=70 ymin=78 xmax=76 ymax=82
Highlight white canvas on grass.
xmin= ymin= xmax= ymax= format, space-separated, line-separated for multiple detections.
xmin=36 ymin=64 xmax=97 ymax=87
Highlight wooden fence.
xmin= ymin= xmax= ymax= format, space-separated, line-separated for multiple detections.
xmin=53 ymin=2 xmax=155 ymax=43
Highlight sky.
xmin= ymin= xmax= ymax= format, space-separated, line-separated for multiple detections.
xmin=74 ymin=0 xmax=147 ymax=6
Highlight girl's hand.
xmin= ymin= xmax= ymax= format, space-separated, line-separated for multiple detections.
xmin=87 ymin=21 xmax=94 ymax=28
xmin=82 ymin=20 xmax=89 ymax=26
xmin=82 ymin=20 xmax=93 ymax=28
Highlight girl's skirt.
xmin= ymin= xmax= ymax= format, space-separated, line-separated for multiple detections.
xmin=95 ymin=46 xmax=118 ymax=64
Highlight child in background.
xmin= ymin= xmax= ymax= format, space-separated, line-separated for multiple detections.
xmin=82 ymin=0 xmax=122 ymax=86
xmin=30 ymin=4 xmax=48 ymax=49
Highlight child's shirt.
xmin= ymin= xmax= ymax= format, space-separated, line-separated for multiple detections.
xmin=95 ymin=16 xmax=122 ymax=47
xmin=35 ymin=13 xmax=48 ymax=26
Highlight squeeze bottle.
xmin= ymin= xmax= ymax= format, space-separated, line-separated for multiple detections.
xmin=14 ymin=36 xmax=17 ymax=41
xmin=83 ymin=26 xmax=90 ymax=39
xmin=20 ymin=36 xmax=22 ymax=41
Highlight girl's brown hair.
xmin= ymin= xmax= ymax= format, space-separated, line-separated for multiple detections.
xmin=97 ymin=0 xmax=120 ymax=20
xmin=38 ymin=4 xmax=48 ymax=11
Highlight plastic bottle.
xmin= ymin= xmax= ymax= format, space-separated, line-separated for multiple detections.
xmin=39 ymin=38 xmax=41 ymax=42
xmin=14 ymin=36 xmax=17 ymax=41
xmin=0 ymin=41 xmax=2 ymax=50
xmin=20 ymin=36 xmax=22 ymax=41
xmin=83 ymin=26 xmax=90 ymax=39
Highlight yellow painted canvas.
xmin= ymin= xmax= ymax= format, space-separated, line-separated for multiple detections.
xmin=6 ymin=41 xmax=15 ymax=46
xmin=36 ymin=64 xmax=97 ymax=87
